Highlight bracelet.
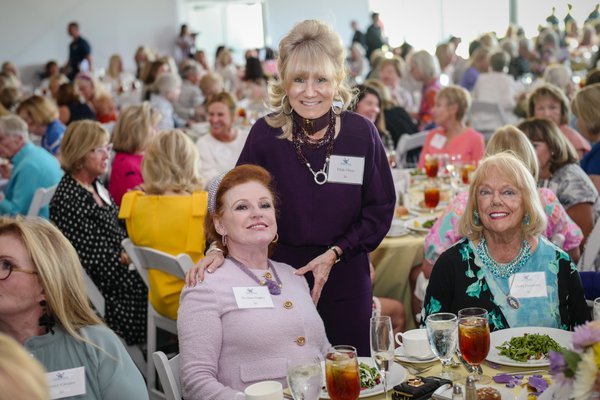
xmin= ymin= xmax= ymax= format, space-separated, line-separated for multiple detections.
xmin=328 ymin=246 xmax=341 ymax=264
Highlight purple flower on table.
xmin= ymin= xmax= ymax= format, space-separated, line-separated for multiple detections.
xmin=572 ymin=323 xmax=600 ymax=351
xmin=549 ymin=351 xmax=570 ymax=384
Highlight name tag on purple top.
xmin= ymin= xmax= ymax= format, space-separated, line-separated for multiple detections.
xmin=328 ymin=155 xmax=364 ymax=185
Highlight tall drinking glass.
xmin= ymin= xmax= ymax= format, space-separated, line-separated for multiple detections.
xmin=325 ymin=345 xmax=360 ymax=400
xmin=425 ymin=313 xmax=462 ymax=381
xmin=287 ymin=357 xmax=323 ymax=400
xmin=458 ymin=307 xmax=491 ymax=384
xmin=423 ymin=181 xmax=441 ymax=213
xmin=424 ymin=154 xmax=439 ymax=178
xmin=370 ymin=316 xmax=394 ymax=399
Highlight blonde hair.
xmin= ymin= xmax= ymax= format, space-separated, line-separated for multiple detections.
xmin=527 ymin=83 xmax=570 ymax=125
xmin=0 ymin=216 xmax=103 ymax=344
xmin=458 ymin=152 xmax=547 ymax=240
xmin=111 ymin=102 xmax=160 ymax=153
xmin=437 ymin=85 xmax=471 ymax=122
xmin=485 ymin=125 xmax=540 ymax=180
xmin=571 ymin=83 xmax=600 ymax=141
xmin=0 ymin=333 xmax=49 ymax=400
xmin=107 ymin=54 xmax=123 ymax=79
xmin=141 ymin=130 xmax=204 ymax=194
xmin=60 ymin=121 xmax=109 ymax=174
xmin=199 ymin=72 xmax=223 ymax=98
xmin=16 ymin=95 xmax=59 ymax=126
xmin=377 ymin=57 xmax=403 ymax=78
xmin=206 ymin=91 xmax=236 ymax=117
xmin=265 ymin=20 xmax=355 ymax=138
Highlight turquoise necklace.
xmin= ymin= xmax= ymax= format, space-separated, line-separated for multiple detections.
xmin=476 ymin=238 xmax=531 ymax=310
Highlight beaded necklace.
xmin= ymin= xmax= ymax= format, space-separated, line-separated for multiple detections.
xmin=291 ymin=109 xmax=336 ymax=185
xmin=228 ymin=255 xmax=282 ymax=295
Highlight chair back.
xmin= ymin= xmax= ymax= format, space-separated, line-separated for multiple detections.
xmin=27 ymin=185 xmax=57 ymax=216
xmin=467 ymin=101 xmax=508 ymax=135
xmin=153 ymin=351 xmax=181 ymax=400
xmin=579 ymin=220 xmax=600 ymax=272
xmin=395 ymin=130 xmax=429 ymax=168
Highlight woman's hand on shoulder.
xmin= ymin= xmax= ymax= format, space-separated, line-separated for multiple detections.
xmin=295 ymin=249 xmax=338 ymax=305
xmin=185 ymin=250 xmax=225 ymax=286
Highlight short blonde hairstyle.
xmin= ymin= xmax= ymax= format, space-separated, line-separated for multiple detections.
xmin=485 ymin=125 xmax=540 ymax=180
xmin=206 ymin=91 xmax=236 ymax=118
xmin=377 ymin=57 xmax=403 ymax=78
xmin=0 ymin=216 xmax=103 ymax=345
xmin=107 ymin=54 xmax=123 ymax=79
xmin=0 ymin=333 xmax=49 ymax=400
xmin=199 ymin=72 xmax=224 ymax=98
xmin=527 ymin=83 xmax=570 ymax=125
xmin=458 ymin=152 xmax=547 ymax=241
xmin=111 ymin=102 xmax=160 ymax=153
xmin=60 ymin=120 xmax=109 ymax=174
xmin=16 ymin=95 xmax=59 ymax=126
xmin=266 ymin=19 xmax=355 ymax=138
xmin=571 ymin=83 xmax=600 ymax=141
xmin=141 ymin=130 xmax=204 ymax=194
xmin=437 ymin=85 xmax=471 ymax=122
xmin=409 ymin=50 xmax=441 ymax=82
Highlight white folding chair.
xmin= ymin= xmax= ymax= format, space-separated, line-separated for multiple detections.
xmin=579 ymin=220 xmax=600 ymax=272
xmin=395 ymin=130 xmax=429 ymax=168
xmin=467 ymin=101 xmax=509 ymax=138
xmin=122 ymin=238 xmax=194 ymax=400
xmin=153 ymin=351 xmax=181 ymax=400
xmin=27 ymin=185 xmax=57 ymax=216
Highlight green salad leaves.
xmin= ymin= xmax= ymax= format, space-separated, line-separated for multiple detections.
xmin=496 ymin=333 xmax=564 ymax=362
xmin=359 ymin=362 xmax=381 ymax=389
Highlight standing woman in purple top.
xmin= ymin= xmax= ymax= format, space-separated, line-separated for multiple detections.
xmin=187 ymin=19 xmax=396 ymax=355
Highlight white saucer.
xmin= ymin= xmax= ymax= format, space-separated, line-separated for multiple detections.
xmin=394 ymin=347 xmax=436 ymax=363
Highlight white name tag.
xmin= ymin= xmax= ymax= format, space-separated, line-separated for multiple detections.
xmin=430 ymin=133 xmax=447 ymax=150
xmin=509 ymin=272 xmax=547 ymax=298
xmin=233 ymin=286 xmax=274 ymax=309
xmin=46 ymin=366 xmax=86 ymax=399
xmin=327 ymin=155 xmax=364 ymax=185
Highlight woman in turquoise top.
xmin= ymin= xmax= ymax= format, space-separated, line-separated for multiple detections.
xmin=422 ymin=152 xmax=589 ymax=331
xmin=0 ymin=217 xmax=147 ymax=400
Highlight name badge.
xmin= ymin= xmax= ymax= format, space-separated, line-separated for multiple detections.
xmin=327 ymin=155 xmax=364 ymax=185
xmin=509 ymin=272 xmax=547 ymax=298
xmin=233 ymin=286 xmax=274 ymax=309
xmin=430 ymin=133 xmax=447 ymax=150
xmin=46 ymin=366 xmax=86 ymax=399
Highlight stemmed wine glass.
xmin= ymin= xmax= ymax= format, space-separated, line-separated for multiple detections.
xmin=458 ymin=307 xmax=491 ymax=384
xmin=425 ymin=313 xmax=463 ymax=381
xmin=370 ymin=316 xmax=394 ymax=399
xmin=287 ymin=356 xmax=323 ymax=400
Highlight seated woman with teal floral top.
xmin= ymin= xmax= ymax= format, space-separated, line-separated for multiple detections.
xmin=422 ymin=152 xmax=590 ymax=331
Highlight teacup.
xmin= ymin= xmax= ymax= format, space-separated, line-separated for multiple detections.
xmin=395 ymin=328 xmax=434 ymax=359
xmin=235 ymin=381 xmax=283 ymax=400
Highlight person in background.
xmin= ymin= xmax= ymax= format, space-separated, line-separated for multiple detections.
xmin=195 ymin=92 xmax=247 ymax=183
xmin=459 ymin=46 xmax=491 ymax=92
xmin=108 ymin=102 xmax=160 ymax=206
xmin=119 ymin=130 xmax=206 ymax=320
xmin=46 ymin=74 xmax=69 ymax=102
xmin=178 ymin=165 xmax=330 ymax=399
xmin=378 ymin=56 xmax=414 ymax=112
xmin=62 ymin=22 xmax=92 ymax=80
xmin=417 ymin=85 xmax=485 ymax=168
xmin=214 ymin=48 xmax=239 ymax=94
xmin=194 ymin=49 xmax=210 ymax=72
xmin=472 ymin=50 xmax=517 ymax=122
xmin=50 ymin=121 xmax=147 ymax=345
xmin=0 ymin=216 xmax=148 ymax=400
xmin=528 ymin=83 xmax=591 ymax=159
xmin=150 ymin=73 xmax=186 ymax=130
xmin=16 ymin=95 xmax=66 ymax=156
xmin=37 ymin=60 xmax=61 ymax=95
xmin=365 ymin=12 xmax=386 ymax=60
xmin=572 ymin=83 xmax=600 ymax=195
xmin=350 ymin=20 xmax=366 ymax=50
xmin=176 ymin=61 xmax=204 ymax=121
xmin=0 ymin=115 xmax=62 ymax=217
xmin=141 ymin=58 xmax=171 ymax=101
xmin=0 ymin=333 xmax=49 ymax=400
xmin=196 ymin=72 xmax=224 ymax=122
xmin=237 ymin=57 xmax=269 ymax=116
xmin=422 ymin=153 xmax=590 ymax=330
xmin=56 ymin=82 xmax=96 ymax=125
xmin=103 ymin=54 xmax=135 ymax=95
xmin=134 ymin=45 xmax=156 ymax=81
xmin=346 ymin=42 xmax=368 ymax=86
xmin=543 ymin=64 xmax=575 ymax=100
xmin=175 ymin=24 xmax=196 ymax=65
xmin=409 ymin=50 xmax=442 ymax=130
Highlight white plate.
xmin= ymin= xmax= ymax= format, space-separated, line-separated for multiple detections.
xmin=438 ymin=384 xmax=516 ymax=400
xmin=487 ymin=327 xmax=572 ymax=367
xmin=394 ymin=347 xmax=436 ymax=363
xmin=321 ymin=357 xmax=407 ymax=399
xmin=387 ymin=220 xmax=410 ymax=237
xmin=395 ymin=210 xmax=420 ymax=220
xmin=406 ymin=216 xmax=438 ymax=233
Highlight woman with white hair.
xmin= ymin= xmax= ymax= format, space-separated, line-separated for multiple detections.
xmin=150 ymin=72 xmax=187 ymax=130
xmin=409 ymin=49 xmax=442 ymax=129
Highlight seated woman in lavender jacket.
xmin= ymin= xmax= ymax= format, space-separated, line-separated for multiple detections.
xmin=177 ymin=165 xmax=330 ymax=400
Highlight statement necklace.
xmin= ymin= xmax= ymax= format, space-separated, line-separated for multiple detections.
xmin=228 ymin=255 xmax=282 ymax=295
xmin=291 ymin=109 xmax=336 ymax=185
xmin=292 ymin=110 xmax=331 ymax=136
xmin=476 ymin=238 xmax=531 ymax=310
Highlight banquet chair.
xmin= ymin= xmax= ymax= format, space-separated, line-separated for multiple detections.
xmin=81 ymin=269 xmax=147 ymax=378
xmin=467 ymin=101 xmax=509 ymax=140
xmin=27 ymin=184 xmax=57 ymax=216
xmin=395 ymin=130 xmax=429 ymax=168
xmin=579 ymin=220 xmax=600 ymax=272
xmin=153 ymin=351 xmax=181 ymax=400
xmin=121 ymin=238 xmax=194 ymax=400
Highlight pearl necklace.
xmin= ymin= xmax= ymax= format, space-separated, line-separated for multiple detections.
xmin=228 ymin=256 xmax=282 ymax=295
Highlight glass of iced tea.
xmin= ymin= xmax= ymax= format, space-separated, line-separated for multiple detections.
xmin=424 ymin=154 xmax=439 ymax=178
xmin=325 ymin=345 xmax=360 ymax=400
xmin=423 ymin=181 xmax=441 ymax=212
xmin=461 ymin=164 xmax=476 ymax=184
xmin=458 ymin=307 xmax=491 ymax=384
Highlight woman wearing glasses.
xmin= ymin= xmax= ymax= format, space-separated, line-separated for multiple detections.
xmin=50 ymin=121 xmax=147 ymax=346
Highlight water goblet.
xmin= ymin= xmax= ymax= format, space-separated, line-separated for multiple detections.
xmin=287 ymin=356 xmax=323 ymax=400
xmin=458 ymin=307 xmax=491 ymax=384
xmin=325 ymin=345 xmax=360 ymax=400
xmin=425 ymin=313 xmax=463 ymax=381
xmin=370 ymin=316 xmax=394 ymax=399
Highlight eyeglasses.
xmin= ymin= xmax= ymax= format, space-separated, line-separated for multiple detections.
xmin=0 ymin=259 xmax=38 ymax=280
xmin=90 ymin=143 xmax=113 ymax=155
